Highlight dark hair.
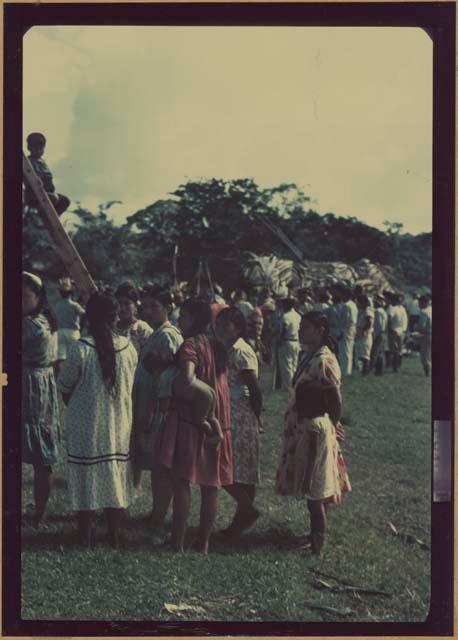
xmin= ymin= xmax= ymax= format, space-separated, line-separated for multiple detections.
xmin=27 ymin=132 xmax=46 ymax=146
xmin=282 ymin=297 xmax=296 ymax=312
xmin=86 ymin=293 xmax=119 ymax=396
xmin=358 ymin=295 xmax=370 ymax=308
xmin=302 ymin=311 xmax=337 ymax=354
xmin=340 ymin=287 xmax=352 ymax=302
xmin=142 ymin=284 xmax=173 ymax=308
xmin=216 ymin=306 xmax=248 ymax=341
xmin=115 ymin=282 xmax=139 ymax=305
xmin=22 ymin=273 xmax=58 ymax=332
xmin=182 ymin=298 xmax=228 ymax=376
xmin=59 ymin=290 xmax=72 ymax=299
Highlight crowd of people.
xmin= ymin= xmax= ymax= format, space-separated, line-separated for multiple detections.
xmin=22 ymin=270 xmax=430 ymax=556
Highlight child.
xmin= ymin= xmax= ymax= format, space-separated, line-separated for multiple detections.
xmin=276 ymin=311 xmax=350 ymax=556
xmin=24 ymin=132 xmax=71 ymax=216
xmin=157 ymin=366 xmax=223 ymax=445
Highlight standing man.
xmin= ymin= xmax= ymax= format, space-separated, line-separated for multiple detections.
xmin=276 ymin=297 xmax=302 ymax=390
xmin=338 ymin=287 xmax=358 ymax=376
xmin=387 ymin=293 xmax=409 ymax=372
xmin=371 ymin=294 xmax=388 ymax=375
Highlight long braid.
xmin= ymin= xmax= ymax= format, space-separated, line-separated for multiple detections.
xmin=86 ymin=293 xmax=119 ymax=396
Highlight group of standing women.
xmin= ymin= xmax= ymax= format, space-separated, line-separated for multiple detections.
xmin=22 ymin=272 xmax=349 ymax=556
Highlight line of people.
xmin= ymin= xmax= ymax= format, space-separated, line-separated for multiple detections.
xmin=21 ymin=273 xmax=350 ymax=556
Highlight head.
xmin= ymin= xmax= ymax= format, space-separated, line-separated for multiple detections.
xmin=115 ymin=282 xmax=139 ymax=324
xmin=233 ymin=288 xmax=247 ymax=302
xmin=300 ymin=311 xmax=334 ymax=351
xmin=282 ymin=297 xmax=296 ymax=312
xmin=374 ymin=295 xmax=385 ymax=309
xmin=27 ymin=132 xmax=46 ymax=159
xmin=319 ymin=290 xmax=330 ymax=304
xmin=22 ymin=272 xmax=58 ymax=332
xmin=340 ymin=287 xmax=352 ymax=303
xmin=357 ymin=295 xmax=370 ymax=310
xmin=215 ymin=306 xmax=247 ymax=346
xmin=86 ymin=293 xmax=120 ymax=395
xmin=178 ymin=298 xmax=212 ymax=338
xmin=141 ymin=285 xmax=173 ymax=329
xmin=419 ymin=295 xmax=430 ymax=309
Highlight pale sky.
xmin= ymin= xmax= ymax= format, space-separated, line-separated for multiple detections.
xmin=23 ymin=26 xmax=432 ymax=234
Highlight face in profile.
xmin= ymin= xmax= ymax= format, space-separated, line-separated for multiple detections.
xmin=22 ymin=286 xmax=40 ymax=316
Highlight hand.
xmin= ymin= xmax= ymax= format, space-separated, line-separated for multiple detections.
xmin=335 ymin=422 xmax=345 ymax=442
xmin=257 ymin=416 xmax=265 ymax=434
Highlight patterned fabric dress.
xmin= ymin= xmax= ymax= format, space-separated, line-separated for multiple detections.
xmin=58 ymin=335 xmax=138 ymax=510
xmin=276 ymin=346 xmax=347 ymax=501
xmin=22 ymin=314 xmax=63 ymax=466
xmin=155 ymin=335 xmax=233 ymax=487
xmin=131 ymin=322 xmax=183 ymax=470
xmin=228 ymin=338 xmax=260 ymax=485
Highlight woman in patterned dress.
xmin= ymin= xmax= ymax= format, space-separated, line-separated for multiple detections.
xmin=155 ymin=299 xmax=232 ymax=554
xmin=131 ymin=285 xmax=183 ymax=540
xmin=22 ymin=272 xmax=62 ymax=527
xmin=215 ymin=307 xmax=263 ymax=536
xmin=58 ymin=293 xmax=138 ymax=548
xmin=276 ymin=311 xmax=349 ymax=555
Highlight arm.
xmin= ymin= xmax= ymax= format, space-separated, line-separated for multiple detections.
xmin=325 ymin=386 xmax=342 ymax=425
xmin=241 ymin=369 xmax=263 ymax=419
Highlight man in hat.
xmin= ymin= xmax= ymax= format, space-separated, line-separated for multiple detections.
xmin=53 ymin=277 xmax=85 ymax=372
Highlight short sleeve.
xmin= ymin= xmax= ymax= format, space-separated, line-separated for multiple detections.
xmin=179 ymin=338 xmax=199 ymax=366
xmin=234 ymin=342 xmax=258 ymax=372
xmin=317 ymin=353 xmax=341 ymax=387
xmin=57 ymin=341 xmax=82 ymax=394
xmin=158 ymin=329 xmax=183 ymax=364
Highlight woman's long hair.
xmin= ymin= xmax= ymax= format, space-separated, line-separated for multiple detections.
xmin=86 ymin=292 xmax=119 ymax=396
xmin=181 ymin=298 xmax=228 ymax=376
xmin=22 ymin=272 xmax=58 ymax=332
xmin=303 ymin=310 xmax=337 ymax=355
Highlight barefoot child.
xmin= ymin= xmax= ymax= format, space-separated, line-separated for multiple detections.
xmin=276 ymin=311 xmax=350 ymax=556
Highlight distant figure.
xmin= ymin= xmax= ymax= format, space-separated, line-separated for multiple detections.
xmin=387 ymin=293 xmax=409 ymax=372
xmin=24 ymin=132 xmax=70 ymax=216
xmin=233 ymin=289 xmax=254 ymax=320
xmin=54 ymin=277 xmax=85 ymax=372
xmin=355 ymin=295 xmax=374 ymax=376
xmin=370 ymin=295 xmax=388 ymax=375
xmin=416 ymin=295 xmax=432 ymax=377
xmin=338 ymin=287 xmax=358 ymax=376
xmin=276 ymin=297 xmax=302 ymax=390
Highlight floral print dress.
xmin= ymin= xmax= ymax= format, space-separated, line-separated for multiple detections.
xmin=276 ymin=346 xmax=344 ymax=501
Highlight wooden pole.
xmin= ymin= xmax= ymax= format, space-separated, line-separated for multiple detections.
xmin=23 ymin=152 xmax=97 ymax=301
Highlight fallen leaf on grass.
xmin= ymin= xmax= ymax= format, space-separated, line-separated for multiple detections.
xmin=386 ymin=522 xmax=430 ymax=550
xmin=304 ymin=602 xmax=355 ymax=617
xmin=310 ymin=570 xmax=392 ymax=597
xmin=163 ymin=602 xmax=206 ymax=616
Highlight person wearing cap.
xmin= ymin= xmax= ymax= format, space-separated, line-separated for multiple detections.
xmin=370 ymin=295 xmax=388 ymax=375
xmin=416 ymin=295 xmax=432 ymax=376
xmin=22 ymin=272 xmax=63 ymax=528
xmin=276 ymin=296 xmax=302 ymax=390
xmin=54 ymin=277 xmax=85 ymax=373
xmin=24 ymin=133 xmax=71 ymax=216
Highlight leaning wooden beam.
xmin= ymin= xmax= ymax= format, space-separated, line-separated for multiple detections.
xmin=22 ymin=152 xmax=98 ymax=300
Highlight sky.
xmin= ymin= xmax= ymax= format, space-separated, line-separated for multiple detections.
xmin=23 ymin=26 xmax=432 ymax=234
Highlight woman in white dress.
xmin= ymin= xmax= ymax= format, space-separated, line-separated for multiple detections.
xmin=58 ymin=292 xmax=138 ymax=548
xmin=276 ymin=311 xmax=350 ymax=555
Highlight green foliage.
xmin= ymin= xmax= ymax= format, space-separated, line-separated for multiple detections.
xmin=21 ymin=358 xmax=431 ymax=622
xmin=22 ymin=180 xmax=432 ymax=289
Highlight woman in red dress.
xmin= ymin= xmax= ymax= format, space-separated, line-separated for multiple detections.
xmin=155 ymin=299 xmax=233 ymax=554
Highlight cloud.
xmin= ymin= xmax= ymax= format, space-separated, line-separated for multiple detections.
xmin=23 ymin=26 xmax=432 ymax=233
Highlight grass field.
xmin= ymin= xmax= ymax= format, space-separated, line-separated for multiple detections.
xmin=21 ymin=356 xmax=431 ymax=622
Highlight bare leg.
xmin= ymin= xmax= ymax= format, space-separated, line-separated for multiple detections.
xmin=77 ymin=510 xmax=96 ymax=547
xmin=193 ymin=485 xmax=218 ymax=554
xmin=222 ymin=483 xmax=258 ymax=535
xmin=105 ymin=508 xmax=125 ymax=549
xmin=171 ymin=476 xmax=191 ymax=552
xmin=32 ymin=464 xmax=53 ymax=526
xmin=150 ymin=467 xmax=173 ymax=540
xmin=307 ymin=499 xmax=327 ymax=556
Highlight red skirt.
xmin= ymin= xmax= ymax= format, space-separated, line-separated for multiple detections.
xmin=155 ymin=407 xmax=233 ymax=487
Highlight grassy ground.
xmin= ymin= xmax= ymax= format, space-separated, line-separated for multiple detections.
xmin=21 ymin=356 xmax=431 ymax=622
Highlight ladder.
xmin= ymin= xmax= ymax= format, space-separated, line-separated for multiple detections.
xmin=22 ymin=152 xmax=97 ymax=300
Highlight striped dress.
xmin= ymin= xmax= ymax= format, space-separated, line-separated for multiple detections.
xmin=58 ymin=335 xmax=138 ymax=510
